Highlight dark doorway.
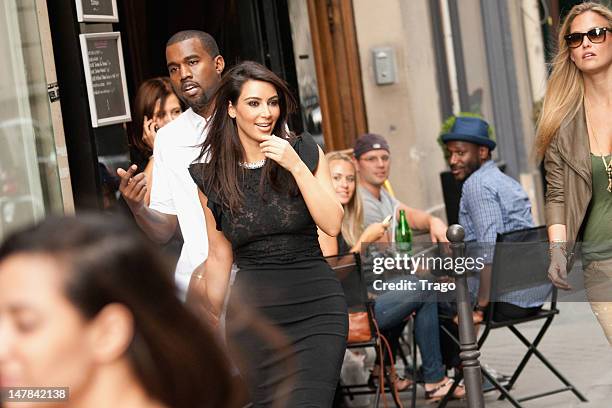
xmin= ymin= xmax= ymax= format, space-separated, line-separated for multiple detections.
xmin=47 ymin=0 xmax=305 ymax=210
xmin=118 ymin=0 xmax=303 ymax=132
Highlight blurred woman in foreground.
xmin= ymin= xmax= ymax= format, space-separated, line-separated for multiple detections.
xmin=0 ymin=214 xmax=236 ymax=408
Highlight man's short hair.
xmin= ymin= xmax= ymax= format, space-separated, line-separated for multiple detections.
xmin=166 ymin=30 xmax=220 ymax=58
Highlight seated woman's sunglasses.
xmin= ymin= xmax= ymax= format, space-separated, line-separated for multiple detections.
xmin=565 ymin=27 xmax=611 ymax=48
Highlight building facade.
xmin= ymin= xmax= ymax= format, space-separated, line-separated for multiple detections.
xmin=352 ymin=0 xmax=548 ymax=223
xmin=0 ymin=0 xmax=553 ymax=240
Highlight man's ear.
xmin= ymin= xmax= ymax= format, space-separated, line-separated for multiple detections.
xmin=479 ymin=146 xmax=490 ymax=161
xmin=86 ymin=304 xmax=134 ymax=364
xmin=352 ymin=156 xmax=360 ymax=172
xmin=214 ymin=55 xmax=225 ymax=75
xmin=228 ymin=101 xmax=236 ymax=119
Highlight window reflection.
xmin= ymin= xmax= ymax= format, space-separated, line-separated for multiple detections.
xmin=0 ymin=0 xmax=63 ymax=239
xmin=288 ymin=0 xmax=324 ymax=147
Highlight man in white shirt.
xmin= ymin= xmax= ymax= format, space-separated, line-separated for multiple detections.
xmin=118 ymin=31 xmax=224 ymax=295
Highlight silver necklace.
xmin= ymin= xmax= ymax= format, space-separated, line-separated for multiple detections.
xmin=238 ymin=158 xmax=266 ymax=169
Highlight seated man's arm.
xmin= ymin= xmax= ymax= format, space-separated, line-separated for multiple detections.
xmin=397 ymin=202 xmax=447 ymax=242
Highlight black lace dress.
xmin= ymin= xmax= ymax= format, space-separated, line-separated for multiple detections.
xmin=189 ymin=134 xmax=348 ymax=407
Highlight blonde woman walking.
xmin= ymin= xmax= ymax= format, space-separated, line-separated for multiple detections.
xmin=537 ymin=1 xmax=612 ymax=345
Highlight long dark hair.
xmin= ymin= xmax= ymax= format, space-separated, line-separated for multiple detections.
xmin=195 ymin=61 xmax=298 ymax=214
xmin=0 ymin=214 xmax=237 ymax=408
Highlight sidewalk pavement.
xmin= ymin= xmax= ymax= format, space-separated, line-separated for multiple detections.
xmin=403 ymin=302 xmax=612 ymax=407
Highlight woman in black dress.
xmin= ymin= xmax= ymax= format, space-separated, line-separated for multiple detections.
xmin=188 ymin=61 xmax=348 ymax=407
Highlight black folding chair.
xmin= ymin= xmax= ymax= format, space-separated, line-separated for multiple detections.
xmin=439 ymin=226 xmax=588 ymax=407
xmin=326 ymin=252 xmax=416 ymax=408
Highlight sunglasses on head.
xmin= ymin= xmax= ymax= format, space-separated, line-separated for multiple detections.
xmin=565 ymin=27 xmax=611 ymax=48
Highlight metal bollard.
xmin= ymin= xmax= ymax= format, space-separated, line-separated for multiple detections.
xmin=447 ymin=224 xmax=484 ymax=408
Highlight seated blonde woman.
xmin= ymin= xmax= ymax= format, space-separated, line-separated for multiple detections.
xmin=318 ymin=152 xmax=464 ymax=401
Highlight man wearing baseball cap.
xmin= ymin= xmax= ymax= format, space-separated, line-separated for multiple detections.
xmin=353 ymin=133 xmax=448 ymax=243
xmin=353 ymin=133 xmax=465 ymax=399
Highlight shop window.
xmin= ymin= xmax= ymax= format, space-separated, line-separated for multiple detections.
xmin=0 ymin=0 xmax=64 ymax=239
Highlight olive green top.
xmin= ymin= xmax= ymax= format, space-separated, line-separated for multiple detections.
xmin=582 ymin=154 xmax=612 ymax=262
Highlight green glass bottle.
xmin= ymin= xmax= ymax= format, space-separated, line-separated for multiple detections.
xmin=395 ymin=209 xmax=412 ymax=253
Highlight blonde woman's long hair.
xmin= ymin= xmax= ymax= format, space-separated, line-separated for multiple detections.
xmin=326 ymin=152 xmax=364 ymax=247
xmin=536 ymin=2 xmax=612 ymax=159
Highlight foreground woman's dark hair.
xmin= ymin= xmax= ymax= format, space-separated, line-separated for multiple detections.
xmin=0 ymin=214 xmax=236 ymax=408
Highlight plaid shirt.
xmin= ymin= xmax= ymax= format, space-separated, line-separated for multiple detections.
xmin=459 ymin=160 xmax=551 ymax=307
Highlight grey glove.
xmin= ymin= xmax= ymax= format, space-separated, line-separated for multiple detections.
xmin=548 ymin=243 xmax=572 ymax=290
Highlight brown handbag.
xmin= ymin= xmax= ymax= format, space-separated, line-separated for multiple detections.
xmin=347 ymin=311 xmax=372 ymax=343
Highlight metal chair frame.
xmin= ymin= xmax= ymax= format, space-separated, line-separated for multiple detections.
xmin=438 ymin=226 xmax=588 ymax=408
xmin=327 ymin=252 xmax=417 ymax=408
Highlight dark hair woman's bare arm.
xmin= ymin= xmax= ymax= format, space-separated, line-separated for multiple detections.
xmin=300 ymin=148 xmax=344 ymax=235
xmin=317 ymin=228 xmax=338 ymax=257
xmin=192 ymin=190 xmax=233 ymax=317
